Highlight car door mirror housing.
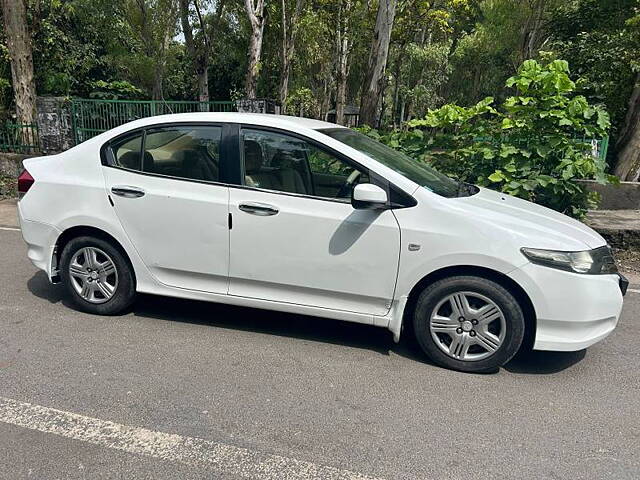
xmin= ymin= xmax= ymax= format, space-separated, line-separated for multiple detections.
xmin=352 ymin=183 xmax=388 ymax=209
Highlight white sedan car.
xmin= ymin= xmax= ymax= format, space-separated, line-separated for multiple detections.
xmin=17 ymin=113 xmax=626 ymax=372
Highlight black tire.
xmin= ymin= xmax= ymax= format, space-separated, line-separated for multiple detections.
xmin=60 ymin=236 xmax=136 ymax=315
xmin=412 ymin=275 xmax=525 ymax=373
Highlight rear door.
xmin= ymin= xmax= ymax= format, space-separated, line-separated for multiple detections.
xmin=101 ymin=123 xmax=230 ymax=294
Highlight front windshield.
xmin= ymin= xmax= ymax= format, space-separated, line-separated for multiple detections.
xmin=319 ymin=128 xmax=465 ymax=198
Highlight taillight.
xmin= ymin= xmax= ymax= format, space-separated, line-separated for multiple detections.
xmin=17 ymin=169 xmax=34 ymax=199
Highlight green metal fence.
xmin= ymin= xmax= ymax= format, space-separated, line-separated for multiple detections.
xmin=591 ymin=136 xmax=609 ymax=163
xmin=71 ymin=98 xmax=236 ymax=144
xmin=0 ymin=122 xmax=40 ymax=154
xmin=473 ymin=135 xmax=610 ymax=162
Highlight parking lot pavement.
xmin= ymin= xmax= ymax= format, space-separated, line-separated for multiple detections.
xmin=1 ymin=228 xmax=639 ymax=480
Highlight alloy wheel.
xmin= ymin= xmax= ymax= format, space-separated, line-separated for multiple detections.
xmin=429 ymin=291 xmax=506 ymax=361
xmin=68 ymin=247 xmax=119 ymax=304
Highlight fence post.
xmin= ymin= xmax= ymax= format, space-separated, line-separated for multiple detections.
xmin=36 ymin=96 xmax=74 ymax=153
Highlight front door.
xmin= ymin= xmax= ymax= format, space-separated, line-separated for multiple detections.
xmin=102 ymin=124 xmax=229 ymax=294
xmin=228 ymin=127 xmax=401 ymax=316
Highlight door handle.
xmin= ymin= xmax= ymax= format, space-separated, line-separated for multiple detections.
xmin=239 ymin=202 xmax=279 ymax=216
xmin=111 ymin=186 xmax=145 ymax=198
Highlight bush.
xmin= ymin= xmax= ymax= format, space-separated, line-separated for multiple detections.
xmin=0 ymin=171 xmax=17 ymax=199
xmin=362 ymin=59 xmax=615 ymax=218
xmin=88 ymin=80 xmax=144 ymax=100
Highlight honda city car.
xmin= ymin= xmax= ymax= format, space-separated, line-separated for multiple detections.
xmin=17 ymin=113 xmax=627 ymax=372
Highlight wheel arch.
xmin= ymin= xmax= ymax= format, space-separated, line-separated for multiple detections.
xmin=52 ymin=225 xmax=136 ymax=287
xmin=401 ymin=265 xmax=536 ymax=351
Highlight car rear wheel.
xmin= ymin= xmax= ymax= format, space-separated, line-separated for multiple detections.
xmin=60 ymin=236 xmax=136 ymax=315
xmin=412 ymin=275 xmax=525 ymax=373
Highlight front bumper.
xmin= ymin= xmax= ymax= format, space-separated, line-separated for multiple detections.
xmin=509 ymin=262 xmax=624 ymax=351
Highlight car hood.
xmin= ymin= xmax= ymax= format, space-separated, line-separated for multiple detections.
xmin=448 ymin=187 xmax=606 ymax=251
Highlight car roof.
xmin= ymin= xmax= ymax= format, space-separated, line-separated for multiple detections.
xmin=103 ymin=112 xmax=346 ymax=135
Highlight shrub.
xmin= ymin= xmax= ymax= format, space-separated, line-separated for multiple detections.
xmin=362 ymin=59 xmax=614 ymax=218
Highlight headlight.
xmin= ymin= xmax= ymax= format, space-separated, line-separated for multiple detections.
xmin=521 ymin=246 xmax=618 ymax=274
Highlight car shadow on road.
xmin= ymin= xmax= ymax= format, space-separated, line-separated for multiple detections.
xmin=27 ymin=271 xmax=586 ymax=375
xmin=132 ymin=292 xmax=425 ymax=358
xmin=504 ymin=348 xmax=586 ymax=375
xmin=27 ymin=271 xmax=67 ymax=304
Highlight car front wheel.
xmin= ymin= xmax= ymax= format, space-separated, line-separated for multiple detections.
xmin=60 ymin=236 xmax=136 ymax=315
xmin=412 ymin=275 xmax=525 ymax=373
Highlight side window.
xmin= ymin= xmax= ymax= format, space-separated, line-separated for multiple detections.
xmin=143 ymin=126 xmax=222 ymax=182
xmin=111 ymin=133 xmax=143 ymax=171
xmin=241 ymin=128 xmax=368 ymax=201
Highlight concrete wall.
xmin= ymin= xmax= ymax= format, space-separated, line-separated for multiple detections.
xmin=580 ymin=179 xmax=640 ymax=210
xmin=0 ymin=152 xmax=35 ymax=177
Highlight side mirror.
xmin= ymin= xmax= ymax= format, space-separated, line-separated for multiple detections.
xmin=352 ymin=183 xmax=388 ymax=209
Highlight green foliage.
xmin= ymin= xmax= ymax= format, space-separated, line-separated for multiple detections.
xmin=546 ymin=0 xmax=639 ymax=153
xmin=367 ymin=60 xmax=614 ymax=218
xmin=285 ymin=87 xmax=319 ymax=117
xmin=88 ymin=80 xmax=144 ymax=100
xmin=394 ymin=41 xmax=452 ymax=120
xmin=0 ymin=170 xmax=17 ymax=198
xmin=0 ymin=0 xmax=634 ymax=188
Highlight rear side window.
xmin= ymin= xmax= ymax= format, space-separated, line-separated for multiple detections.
xmin=143 ymin=126 xmax=222 ymax=182
xmin=111 ymin=134 xmax=143 ymax=171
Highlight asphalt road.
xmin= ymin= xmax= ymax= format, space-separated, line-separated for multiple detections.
xmin=1 ymin=228 xmax=639 ymax=479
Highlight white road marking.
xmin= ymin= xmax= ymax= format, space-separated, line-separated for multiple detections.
xmin=627 ymin=288 xmax=640 ymax=295
xmin=0 ymin=396 xmax=383 ymax=480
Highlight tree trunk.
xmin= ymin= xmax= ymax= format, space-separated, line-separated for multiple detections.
xmin=335 ymin=52 xmax=348 ymax=125
xmin=334 ymin=0 xmax=351 ymax=125
xmin=1 ymin=0 xmax=37 ymax=126
xmin=196 ymin=68 xmax=209 ymax=103
xmin=244 ymin=0 xmax=266 ymax=99
xmin=520 ymin=0 xmax=546 ymax=62
xmin=614 ymin=73 xmax=640 ymax=181
xmin=152 ymin=63 xmax=165 ymax=100
xmin=179 ymin=0 xmax=215 ymax=103
xmin=321 ymin=73 xmax=330 ymax=120
xmin=151 ymin=27 xmax=172 ymax=101
xmin=359 ymin=0 xmax=396 ymax=127
xmin=390 ymin=41 xmax=404 ymax=128
xmin=194 ymin=0 xmax=218 ymax=103
xmin=279 ymin=0 xmax=305 ymax=112
xmin=378 ymin=77 xmax=387 ymax=127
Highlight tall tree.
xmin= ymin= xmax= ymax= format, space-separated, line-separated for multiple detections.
xmin=359 ymin=0 xmax=397 ymax=126
xmin=1 ymin=0 xmax=37 ymax=125
xmin=614 ymin=73 xmax=640 ymax=181
xmin=520 ymin=0 xmax=548 ymax=62
xmin=334 ymin=0 xmax=352 ymax=125
xmin=613 ymin=12 xmax=640 ymax=181
xmin=123 ymin=0 xmax=179 ymax=100
xmin=179 ymin=0 xmax=209 ymax=101
xmin=244 ymin=0 xmax=266 ymax=98
xmin=279 ymin=0 xmax=305 ymax=112
xmin=547 ymin=0 xmax=639 ymax=178
xmin=179 ymin=0 xmax=227 ymax=102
